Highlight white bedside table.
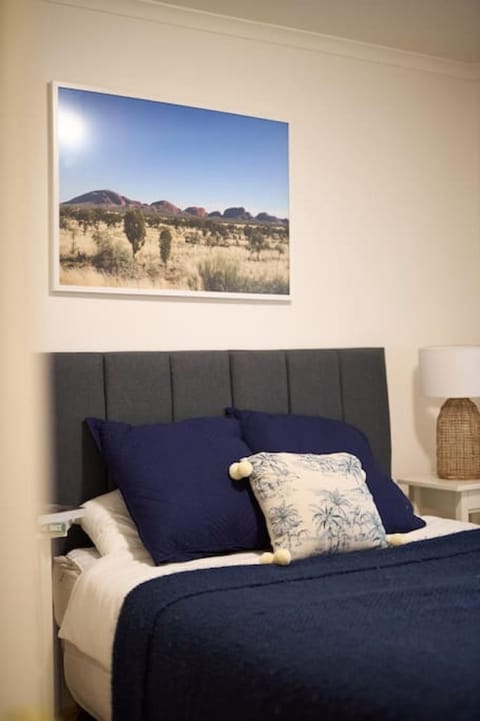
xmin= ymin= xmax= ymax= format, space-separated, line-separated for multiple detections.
xmin=399 ymin=475 xmax=480 ymax=522
xmin=39 ymin=507 xmax=85 ymax=538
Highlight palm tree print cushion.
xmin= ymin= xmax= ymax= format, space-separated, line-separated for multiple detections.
xmin=248 ymin=452 xmax=387 ymax=561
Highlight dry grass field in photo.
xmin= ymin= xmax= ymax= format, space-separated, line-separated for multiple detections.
xmin=58 ymin=208 xmax=290 ymax=296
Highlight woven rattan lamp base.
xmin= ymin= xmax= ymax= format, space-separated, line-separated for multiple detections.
xmin=437 ymin=398 xmax=480 ymax=480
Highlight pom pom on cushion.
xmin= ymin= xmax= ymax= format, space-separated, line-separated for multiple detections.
xmin=260 ymin=551 xmax=275 ymax=564
xmin=229 ymin=459 xmax=253 ymax=480
xmin=259 ymin=549 xmax=291 ymax=565
xmin=386 ymin=533 xmax=406 ymax=546
xmin=273 ymin=548 xmax=291 ymax=565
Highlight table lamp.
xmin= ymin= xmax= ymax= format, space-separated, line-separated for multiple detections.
xmin=419 ymin=346 xmax=480 ymax=480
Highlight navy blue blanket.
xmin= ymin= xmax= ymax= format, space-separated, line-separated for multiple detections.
xmin=113 ymin=530 xmax=480 ymax=721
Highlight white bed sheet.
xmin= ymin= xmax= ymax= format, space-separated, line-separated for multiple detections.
xmin=58 ymin=516 xmax=478 ymax=720
xmin=59 ymin=546 xmax=265 ymax=672
xmin=53 ymin=547 xmax=100 ymax=627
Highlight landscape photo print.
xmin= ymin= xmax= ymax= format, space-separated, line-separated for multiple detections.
xmin=52 ymin=83 xmax=290 ymax=299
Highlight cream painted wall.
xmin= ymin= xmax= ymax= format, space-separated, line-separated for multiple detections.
xmin=27 ymin=0 xmax=480 ymax=477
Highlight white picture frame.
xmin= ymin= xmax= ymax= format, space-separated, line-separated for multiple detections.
xmin=51 ymin=82 xmax=290 ymax=301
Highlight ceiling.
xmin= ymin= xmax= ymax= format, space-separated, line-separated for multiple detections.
xmin=152 ymin=0 xmax=480 ymax=63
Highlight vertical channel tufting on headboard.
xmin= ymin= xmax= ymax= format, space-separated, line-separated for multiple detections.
xmin=50 ymin=353 xmax=106 ymax=508
xmin=48 ymin=347 xmax=391 ymax=552
xmin=49 ymin=353 xmax=107 ymax=551
xmin=103 ymin=352 xmax=173 ymax=424
xmin=338 ymin=348 xmax=391 ymax=474
xmin=230 ymin=350 xmax=290 ymax=412
xmin=286 ymin=349 xmax=343 ymax=418
xmin=170 ymin=351 xmax=232 ymax=420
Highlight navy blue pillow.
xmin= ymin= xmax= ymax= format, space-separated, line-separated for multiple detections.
xmin=86 ymin=416 xmax=269 ymax=564
xmin=226 ymin=409 xmax=425 ymax=534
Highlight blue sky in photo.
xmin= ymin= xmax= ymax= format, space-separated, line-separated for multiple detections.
xmin=57 ymin=86 xmax=289 ymax=218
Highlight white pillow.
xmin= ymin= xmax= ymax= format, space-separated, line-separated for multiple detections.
xmin=247 ymin=452 xmax=387 ymax=561
xmin=80 ymin=489 xmax=146 ymax=557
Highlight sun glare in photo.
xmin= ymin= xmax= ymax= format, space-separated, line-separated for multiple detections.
xmin=58 ymin=107 xmax=87 ymax=150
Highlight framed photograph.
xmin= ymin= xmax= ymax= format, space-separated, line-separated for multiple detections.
xmin=51 ymin=82 xmax=290 ymax=300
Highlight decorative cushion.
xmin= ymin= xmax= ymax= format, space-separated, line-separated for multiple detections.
xmin=226 ymin=409 xmax=425 ymax=534
xmin=80 ymin=489 xmax=146 ymax=557
xmin=85 ymin=416 xmax=269 ymax=564
xmin=247 ymin=451 xmax=387 ymax=560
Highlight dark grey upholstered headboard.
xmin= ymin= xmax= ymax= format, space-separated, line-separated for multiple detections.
xmin=48 ymin=348 xmax=391 ymax=548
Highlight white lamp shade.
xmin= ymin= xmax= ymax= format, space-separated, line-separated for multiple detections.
xmin=419 ymin=346 xmax=480 ymax=398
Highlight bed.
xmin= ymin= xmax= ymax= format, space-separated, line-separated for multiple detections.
xmin=48 ymin=348 xmax=480 ymax=721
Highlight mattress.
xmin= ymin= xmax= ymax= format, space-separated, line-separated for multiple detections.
xmin=57 ymin=516 xmax=478 ymax=721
